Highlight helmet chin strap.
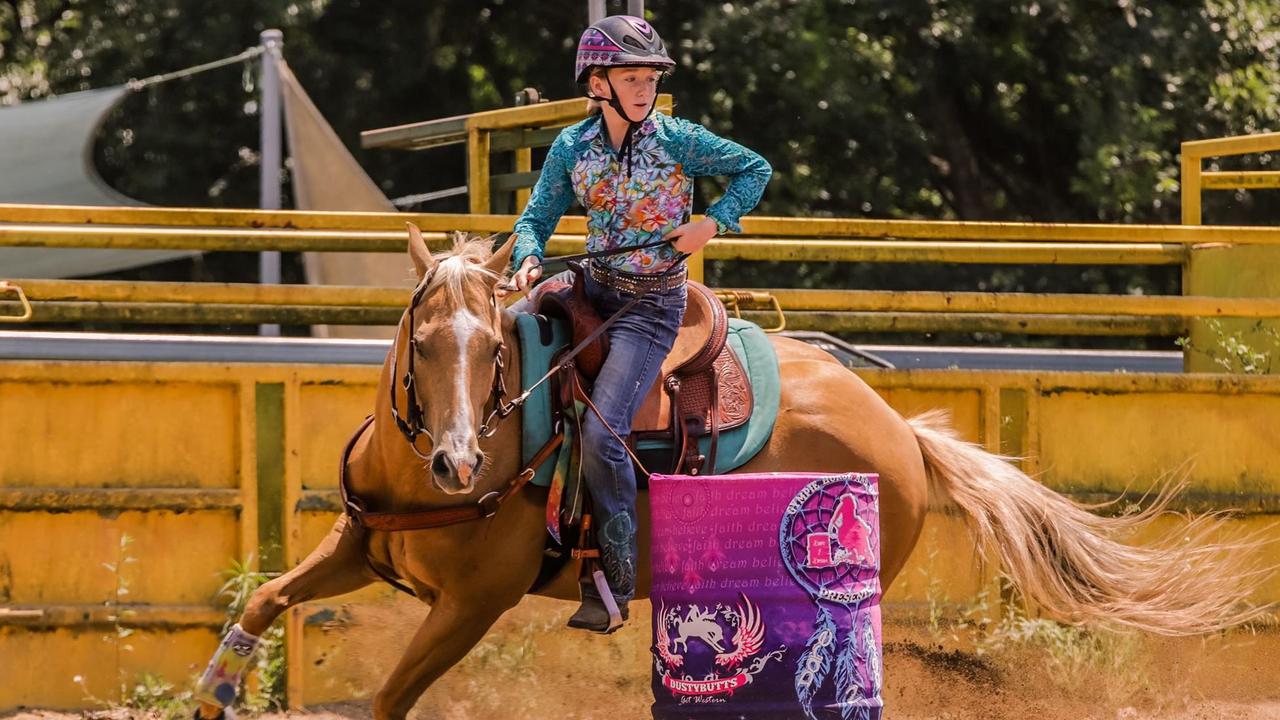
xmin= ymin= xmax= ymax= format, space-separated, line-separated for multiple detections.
xmin=601 ymin=74 xmax=655 ymax=123
xmin=589 ymin=73 xmax=660 ymax=177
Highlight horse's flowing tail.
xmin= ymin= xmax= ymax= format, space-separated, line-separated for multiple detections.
xmin=907 ymin=410 xmax=1273 ymax=636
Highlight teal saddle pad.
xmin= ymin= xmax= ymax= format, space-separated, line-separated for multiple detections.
xmin=514 ymin=313 xmax=781 ymax=485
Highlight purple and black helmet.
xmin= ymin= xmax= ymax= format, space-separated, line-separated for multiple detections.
xmin=575 ymin=15 xmax=675 ymax=84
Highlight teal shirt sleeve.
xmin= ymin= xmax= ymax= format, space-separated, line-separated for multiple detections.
xmin=669 ymin=118 xmax=772 ymax=233
xmin=511 ymin=130 xmax=578 ymax=270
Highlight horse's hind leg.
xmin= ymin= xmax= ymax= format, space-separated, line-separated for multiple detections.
xmin=196 ymin=513 xmax=376 ymax=717
xmin=372 ymin=590 xmax=521 ymax=720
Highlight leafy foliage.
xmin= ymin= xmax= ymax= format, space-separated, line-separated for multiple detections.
xmin=5 ymin=0 xmax=1276 ymax=221
xmin=3 ymin=1 xmax=1279 ymax=346
xmin=217 ymin=556 xmax=287 ymax=713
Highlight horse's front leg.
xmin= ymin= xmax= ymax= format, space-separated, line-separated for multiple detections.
xmin=196 ymin=514 xmax=377 ymax=718
xmin=372 ymin=590 xmax=522 ymax=720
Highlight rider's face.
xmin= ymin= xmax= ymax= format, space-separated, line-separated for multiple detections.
xmin=590 ymin=67 xmax=661 ymax=114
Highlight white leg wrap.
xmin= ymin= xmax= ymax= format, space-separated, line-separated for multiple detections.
xmin=194 ymin=623 xmax=261 ymax=707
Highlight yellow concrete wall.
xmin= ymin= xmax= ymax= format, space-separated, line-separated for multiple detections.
xmin=1184 ymin=242 xmax=1280 ymax=373
xmin=2 ymin=361 xmax=1279 ymax=709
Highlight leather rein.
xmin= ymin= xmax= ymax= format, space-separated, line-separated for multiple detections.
xmin=339 ymin=265 xmax=641 ymax=533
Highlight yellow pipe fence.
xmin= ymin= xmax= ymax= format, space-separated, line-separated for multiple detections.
xmin=1180 ymin=130 xmax=1280 ymax=225
xmin=6 ymin=203 xmax=1280 ymax=336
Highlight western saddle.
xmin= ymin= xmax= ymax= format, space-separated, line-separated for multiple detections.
xmin=530 ymin=266 xmax=753 ymax=476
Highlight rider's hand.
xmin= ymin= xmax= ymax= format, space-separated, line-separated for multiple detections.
xmin=663 ymin=217 xmax=718 ymax=255
xmin=504 ymin=255 xmax=543 ymax=296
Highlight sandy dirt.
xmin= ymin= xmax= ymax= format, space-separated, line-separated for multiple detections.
xmin=299 ymin=596 xmax=1280 ymax=720
xmin=5 ymin=596 xmax=1278 ymax=719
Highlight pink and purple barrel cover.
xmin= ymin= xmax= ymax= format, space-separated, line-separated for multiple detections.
xmin=649 ymin=472 xmax=883 ymax=719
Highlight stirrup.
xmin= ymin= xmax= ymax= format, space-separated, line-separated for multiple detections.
xmin=591 ymin=569 xmax=626 ymax=632
xmin=567 ymin=598 xmax=629 ymax=634
xmin=566 ymin=570 xmax=627 ymax=634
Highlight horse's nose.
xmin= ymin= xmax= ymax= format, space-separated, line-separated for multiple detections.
xmin=453 ymin=451 xmax=485 ymax=486
xmin=430 ymin=450 xmax=453 ymax=479
xmin=431 ymin=449 xmax=485 ymax=488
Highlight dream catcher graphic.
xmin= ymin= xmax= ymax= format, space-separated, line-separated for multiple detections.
xmin=778 ymin=473 xmax=883 ymax=719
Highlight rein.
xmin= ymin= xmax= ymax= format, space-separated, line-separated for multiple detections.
xmin=337 ymin=414 xmax=563 ymax=598
xmin=345 ymin=257 xmax=646 ymax=535
xmin=532 ymin=236 xmax=679 ymax=272
xmin=340 ymin=415 xmax=565 ymax=533
xmin=387 ymin=279 xmax=512 ymax=461
xmin=392 ymin=237 xmax=679 ymax=455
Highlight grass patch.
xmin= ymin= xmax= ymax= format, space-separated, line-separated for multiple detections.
xmin=71 ymin=551 xmax=287 ymax=717
xmin=214 ymin=556 xmax=287 ymax=714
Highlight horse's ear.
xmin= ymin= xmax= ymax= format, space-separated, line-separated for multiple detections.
xmin=483 ymin=233 xmax=517 ymax=280
xmin=407 ymin=222 xmax=436 ymax=280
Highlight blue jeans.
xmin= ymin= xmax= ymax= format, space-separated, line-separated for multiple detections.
xmin=580 ymin=270 xmax=686 ymax=603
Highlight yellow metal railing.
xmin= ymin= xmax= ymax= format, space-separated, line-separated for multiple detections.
xmin=14 ymin=202 xmax=1280 ymax=240
xmin=361 ymin=95 xmax=674 ymax=216
xmin=717 ymin=290 xmax=787 ymax=332
xmin=1178 ymin=132 xmax=1280 ymax=371
xmin=0 ymin=223 xmax=1201 ymax=269
xmin=8 ymin=278 xmax=1280 ymax=333
xmin=0 ymin=281 xmax=31 ymax=323
xmin=1180 ymin=130 xmax=1280 ymax=225
xmin=6 ymin=203 xmax=1280 ymax=340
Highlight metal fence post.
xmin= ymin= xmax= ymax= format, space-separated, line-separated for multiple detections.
xmin=259 ymin=29 xmax=284 ymax=337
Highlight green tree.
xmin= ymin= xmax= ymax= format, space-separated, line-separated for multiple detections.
xmin=4 ymin=0 xmax=1279 ymax=344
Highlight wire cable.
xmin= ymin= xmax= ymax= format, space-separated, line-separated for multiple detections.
xmin=126 ymin=46 xmax=265 ymax=91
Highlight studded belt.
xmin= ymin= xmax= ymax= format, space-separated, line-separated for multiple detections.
xmin=588 ymin=260 xmax=688 ymax=297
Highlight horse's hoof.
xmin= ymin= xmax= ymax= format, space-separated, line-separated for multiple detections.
xmin=193 ymin=705 xmax=234 ymax=720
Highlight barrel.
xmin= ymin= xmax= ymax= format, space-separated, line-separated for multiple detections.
xmin=649 ymin=472 xmax=883 ymax=719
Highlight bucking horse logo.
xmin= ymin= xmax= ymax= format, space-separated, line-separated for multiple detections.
xmin=670 ymin=605 xmax=728 ymax=655
xmin=653 ymin=593 xmax=785 ymax=701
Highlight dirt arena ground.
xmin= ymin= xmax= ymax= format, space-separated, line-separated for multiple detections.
xmin=5 ymin=596 xmax=1278 ymax=719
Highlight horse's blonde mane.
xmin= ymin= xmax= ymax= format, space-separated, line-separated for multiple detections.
xmin=419 ymin=233 xmax=505 ymax=309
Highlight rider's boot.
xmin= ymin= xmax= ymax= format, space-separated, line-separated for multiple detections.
xmin=569 ymin=509 xmax=635 ymax=632
xmin=567 ymin=570 xmax=628 ymax=633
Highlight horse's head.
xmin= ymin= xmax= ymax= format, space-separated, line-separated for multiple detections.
xmin=402 ymin=223 xmax=516 ymax=495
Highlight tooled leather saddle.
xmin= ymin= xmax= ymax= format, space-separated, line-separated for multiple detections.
xmin=530 ymin=264 xmax=753 ymax=475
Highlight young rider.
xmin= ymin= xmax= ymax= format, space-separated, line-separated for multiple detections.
xmin=506 ymin=15 xmax=771 ymax=633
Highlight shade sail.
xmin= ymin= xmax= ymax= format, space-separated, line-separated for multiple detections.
xmin=0 ymin=86 xmax=196 ymax=278
xmin=281 ymin=59 xmax=409 ymax=338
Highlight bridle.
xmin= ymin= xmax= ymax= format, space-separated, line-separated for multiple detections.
xmin=387 ymin=235 xmax=681 ymax=464
xmin=338 ymin=240 xmax=668 ymax=545
xmin=339 ymin=265 xmax=566 ymax=542
xmin=388 ymin=271 xmax=520 ymax=462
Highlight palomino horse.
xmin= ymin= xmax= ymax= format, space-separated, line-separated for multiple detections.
xmin=198 ymin=229 xmax=1266 ymax=720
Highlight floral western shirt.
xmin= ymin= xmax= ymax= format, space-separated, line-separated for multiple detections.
xmin=511 ymin=112 xmax=772 ymax=275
